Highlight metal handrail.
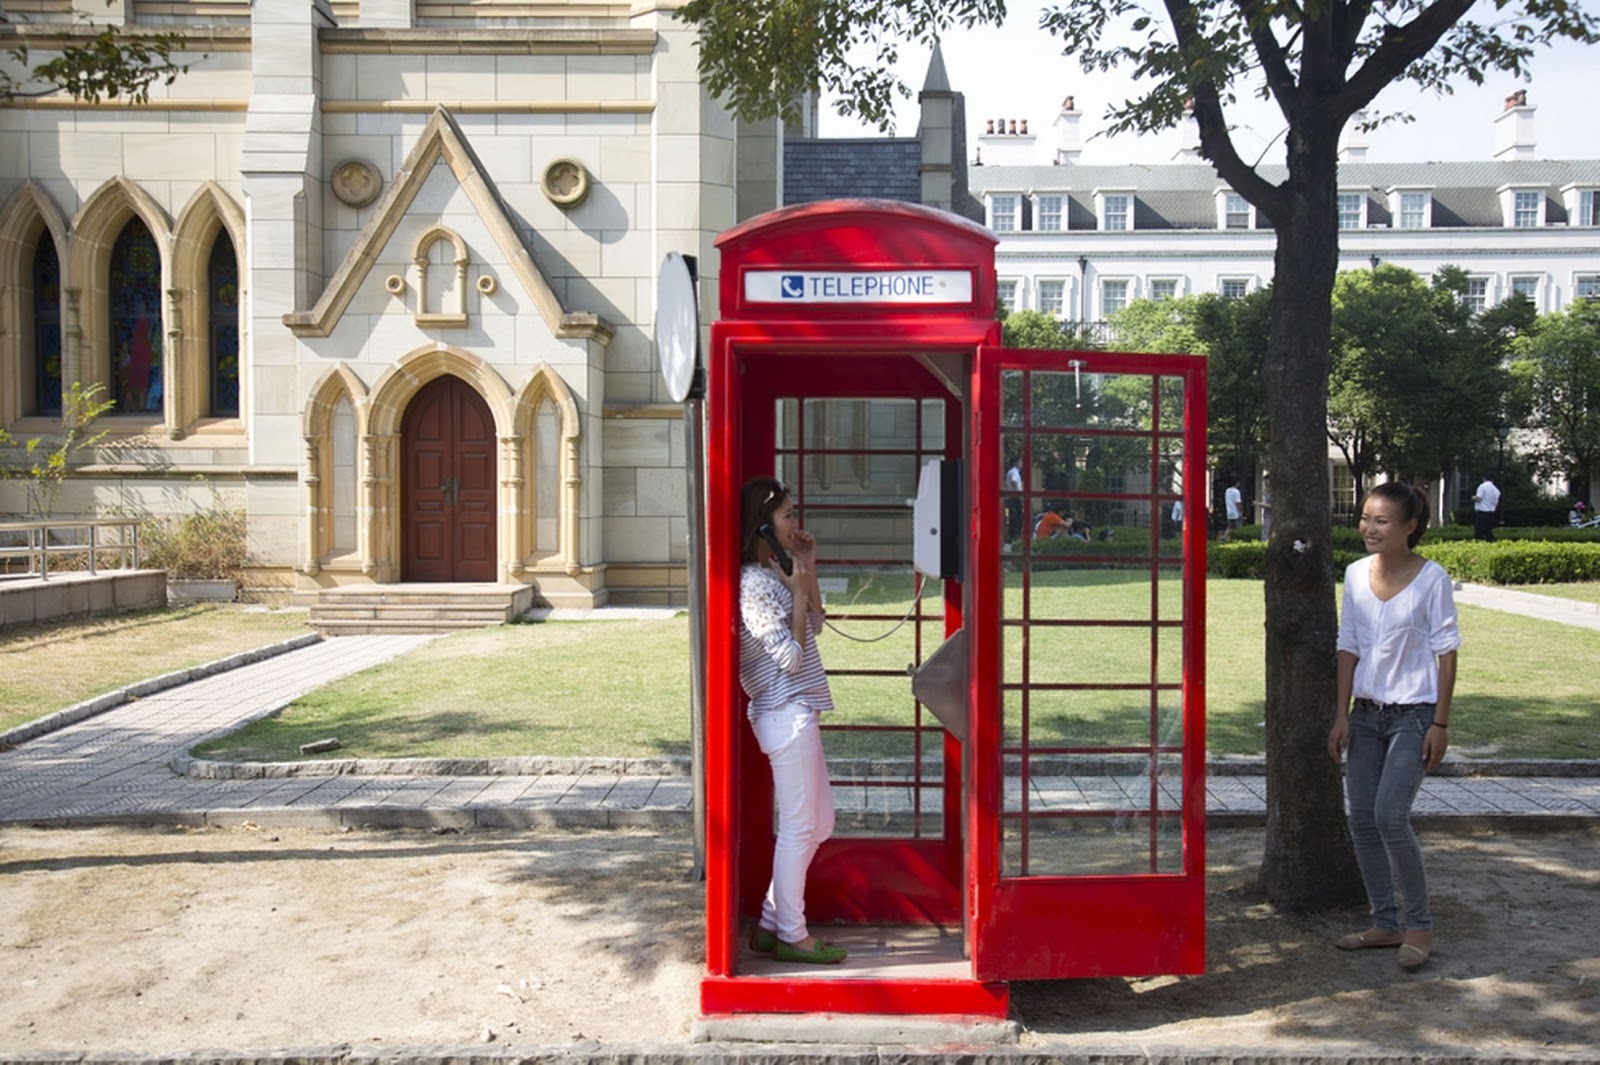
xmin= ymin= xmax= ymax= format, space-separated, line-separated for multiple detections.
xmin=0 ymin=517 xmax=142 ymax=581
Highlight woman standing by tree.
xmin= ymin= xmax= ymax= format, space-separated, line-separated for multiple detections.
xmin=1328 ymin=482 xmax=1459 ymax=970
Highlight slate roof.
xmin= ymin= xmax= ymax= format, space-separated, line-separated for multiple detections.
xmin=969 ymin=159 xmax=1600 ymax=230
xmin=784 ymin=139 xmax=923 ymax=206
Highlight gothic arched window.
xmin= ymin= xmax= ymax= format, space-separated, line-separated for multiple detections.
xmin=32 ymin=236 xmax=61 ymax=416
xmin=109 ymin=218 xmax=162 ymax=413
xmin=208 ymin=234 xmax=240 ymax=416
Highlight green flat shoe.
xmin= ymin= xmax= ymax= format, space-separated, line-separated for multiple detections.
xmin=748 ymin=926 xmax=778 ymax=953
xmin=772 ymin=939 xmax=848 ymax=965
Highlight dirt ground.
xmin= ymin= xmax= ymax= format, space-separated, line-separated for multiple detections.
xmin=1 ymin=823 xmax=1596 ymax=1057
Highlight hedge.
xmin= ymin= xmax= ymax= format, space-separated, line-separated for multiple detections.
xmin=1207 ymin=538 xmax=1600 ymax=583
xmin=1418 ymin=541 xmax=1600 ymax=584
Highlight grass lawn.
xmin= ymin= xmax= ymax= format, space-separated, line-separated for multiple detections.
xmin=194 ymin=573 xmax=1600 ymax=763
xmin=0 ymin=604 xmax=311 ymax=735
xmin=1506 ymin=583 xmax=1600 ymax=606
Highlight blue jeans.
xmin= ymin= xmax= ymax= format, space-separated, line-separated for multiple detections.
xmin=1345 ymin=700 xmax=1433 ymax=931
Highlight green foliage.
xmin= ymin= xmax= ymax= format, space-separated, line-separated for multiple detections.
xmin=1420 ymin=541 xmax=1600 ymax=585
xmin=1217 ymin=530 xmax=1600 ymax=582
xmin=0 ymin=382 xmax=115 ymax=517
xmin=1507 ymin=299 xmax=1600 ymax=490
xmin=1209 ymin=541 xmax=1365 ymax=579
xmin=999 ymin=309 xmax=1103 ymax=350
xmin=3 ymin=23 xmax=190 ymax=104
xmin=676 ymin=0 xmax=1005 ymax=131
xmin=138 ymin=481 xmax=251 ymax=580
xmin=1327 ymin=265 xmax=1519 ymax=499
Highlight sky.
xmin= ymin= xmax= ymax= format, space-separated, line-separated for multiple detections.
xmin=817 ymin=2 xmax=1600 ymax=165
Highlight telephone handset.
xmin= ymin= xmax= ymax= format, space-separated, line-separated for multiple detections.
xmin=756 ymin=523 xmax=793 ymax=576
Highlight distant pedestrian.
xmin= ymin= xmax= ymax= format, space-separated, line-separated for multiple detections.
xmin=1328 ymin=481 xmax=1459 ymax=972
xmin=1223 ymin=477 xmax=1242 ymax=540
xmin=1004 ymin=457 xmax=1024 ymax=540
xmin=1471 ymin=475 xmax=1500 ymax=541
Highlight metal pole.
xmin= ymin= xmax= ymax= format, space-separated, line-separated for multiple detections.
xmin=685 ymin=373 xmax=708 ymax=880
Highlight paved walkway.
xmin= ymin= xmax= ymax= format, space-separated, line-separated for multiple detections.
xmin=1 ymin=584 xmax=1597 ymax=830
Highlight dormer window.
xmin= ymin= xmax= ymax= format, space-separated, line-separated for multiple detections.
xmin=1562 ymin=184 xmax=1598 ymax=226
xmin=1510 ymin=191 xmax=1536 ymax=228
xmin=1094 ymin=189 xmax=1133 ymax=231
xmin=1337 ymin=192 xmax=1367 ymax=230
xmin=1215 ymin=190 xmax=1254 ymax=230
xmin=1507 ymin=188 xmax=1545 ymax=228
xmin=1391 ymin=189 xmax=1432 ymax=229
xmin=989 ymin=194 xmax=1020 ymax=233
xmin=1035 ymin=194 xmax=1064 ymax=232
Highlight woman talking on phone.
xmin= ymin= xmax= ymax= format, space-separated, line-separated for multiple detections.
xmin=737 ymin=476 xmax=847 ymax=965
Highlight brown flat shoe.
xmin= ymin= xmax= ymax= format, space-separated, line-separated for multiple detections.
xmin=1398 ymin=943 xmax=1430 ymax=970
xmin=1335 ymin=930 xmax=1403 ymax=950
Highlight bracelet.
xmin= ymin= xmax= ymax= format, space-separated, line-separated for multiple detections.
xmin=1430 ymin=721 xmax=1448 ymax=729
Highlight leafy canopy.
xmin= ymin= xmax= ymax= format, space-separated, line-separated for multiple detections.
xmin=678 ymin=0 xmax=1006 ymax=130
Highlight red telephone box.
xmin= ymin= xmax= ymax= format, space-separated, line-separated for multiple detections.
xmin=702 ymin=200 xmax=1207 ymax=1018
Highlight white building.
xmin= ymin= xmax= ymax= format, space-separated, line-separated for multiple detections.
xmin=968 ymin=92 xmax=1600 ymax=511
xmin=972 ymin=93 xmax=1599 ymax=319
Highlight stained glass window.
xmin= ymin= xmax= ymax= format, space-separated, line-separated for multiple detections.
xmin=109 ymin=219 xmax=162 ymax=413
xmin=32 ymin=236 xmax=62 ymax=416
xmin=209 ymin=235 xmax=240 ymax=416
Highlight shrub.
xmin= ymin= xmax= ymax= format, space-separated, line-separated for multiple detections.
xmin=1208 ymin=541 xmax=1365 ymax=579
xmin=140 ymin=494 xmax=250 ymax=580
xmin=1420 ymin=541 xmax=1600 ymax=584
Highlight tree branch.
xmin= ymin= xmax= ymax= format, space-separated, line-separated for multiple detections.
xmin=1238 ymin=0 xmax=1301 ymax=117
xmin=1333 ymin=0 xmax=1476 ymax=118
xmin=1163 ymin=0 xmax=1289 ymax=223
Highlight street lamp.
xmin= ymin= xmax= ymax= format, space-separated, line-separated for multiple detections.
xmin=1494 ymin=417 xmax=1511 ymax=481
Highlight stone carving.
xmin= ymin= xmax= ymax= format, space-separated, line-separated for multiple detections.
xmin=331 ymin=159 xmax=382 ymax=208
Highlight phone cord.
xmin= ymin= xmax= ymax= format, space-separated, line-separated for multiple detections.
xmin=822 ymin=574 xmax=925 ymax=643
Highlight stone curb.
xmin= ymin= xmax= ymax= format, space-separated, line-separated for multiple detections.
xmin=171 ymin=751 xmax=1600 ymax=780
xmin=3 ymin=1044 xmax=1597 ymax=1064
xmin=0 ymin=633 xmax=324 ymax=750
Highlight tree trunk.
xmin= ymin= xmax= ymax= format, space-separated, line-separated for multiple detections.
xmin=1257 ymin=127 xmax=1365 ymax=911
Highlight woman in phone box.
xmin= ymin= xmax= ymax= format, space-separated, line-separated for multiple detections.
xmin=735 ymin=476 xmax=847 ymax=965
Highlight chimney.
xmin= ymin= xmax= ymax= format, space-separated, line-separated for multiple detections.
xmin=977 ymin=112 xmax=1039 ymax=165
xmin=1494 ymin=90 xmax=1536 ymax=160
xmin=1054 ymin=94 xmax=1082 ymax=165
xmin=1173 ymin=97 xmax=1202 ymax=161
xmin=1338 ymin=109 xmax=1369 ymax=161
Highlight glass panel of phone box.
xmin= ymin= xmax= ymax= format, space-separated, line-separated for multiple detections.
xmin=999 ymin=370 xmax=1188 ymax=877
xmin=775 ymin=397 xmax=949 ymax=839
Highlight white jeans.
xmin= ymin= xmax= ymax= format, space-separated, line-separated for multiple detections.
xmin=751 ymin=703 xmax=835 ymax=944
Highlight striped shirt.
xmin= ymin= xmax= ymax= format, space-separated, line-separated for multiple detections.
xmin=738 ymin=563 xmax=833 ymax=717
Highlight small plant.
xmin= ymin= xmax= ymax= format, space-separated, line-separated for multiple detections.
xmin=0 ymin=382 xmax=115 ymax=517
xmin=139 ymin=479 xmax=251 ymax=581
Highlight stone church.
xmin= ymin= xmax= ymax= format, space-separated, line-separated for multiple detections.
xmin=0 ymin=0 xmax=965 ymax=614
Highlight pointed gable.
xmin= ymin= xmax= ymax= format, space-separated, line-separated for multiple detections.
xmin=284 ymin=107 xmax=611 ymax=343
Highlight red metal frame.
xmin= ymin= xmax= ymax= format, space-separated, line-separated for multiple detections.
xmin=702 ymin=200 xmax=1207 ymax=1017
xmin=969 ymin=347 xmax=1208 ymax=981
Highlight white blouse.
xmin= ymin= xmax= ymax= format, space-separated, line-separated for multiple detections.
xmin=1337 ymin=555 xmax=1461 ymax=705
